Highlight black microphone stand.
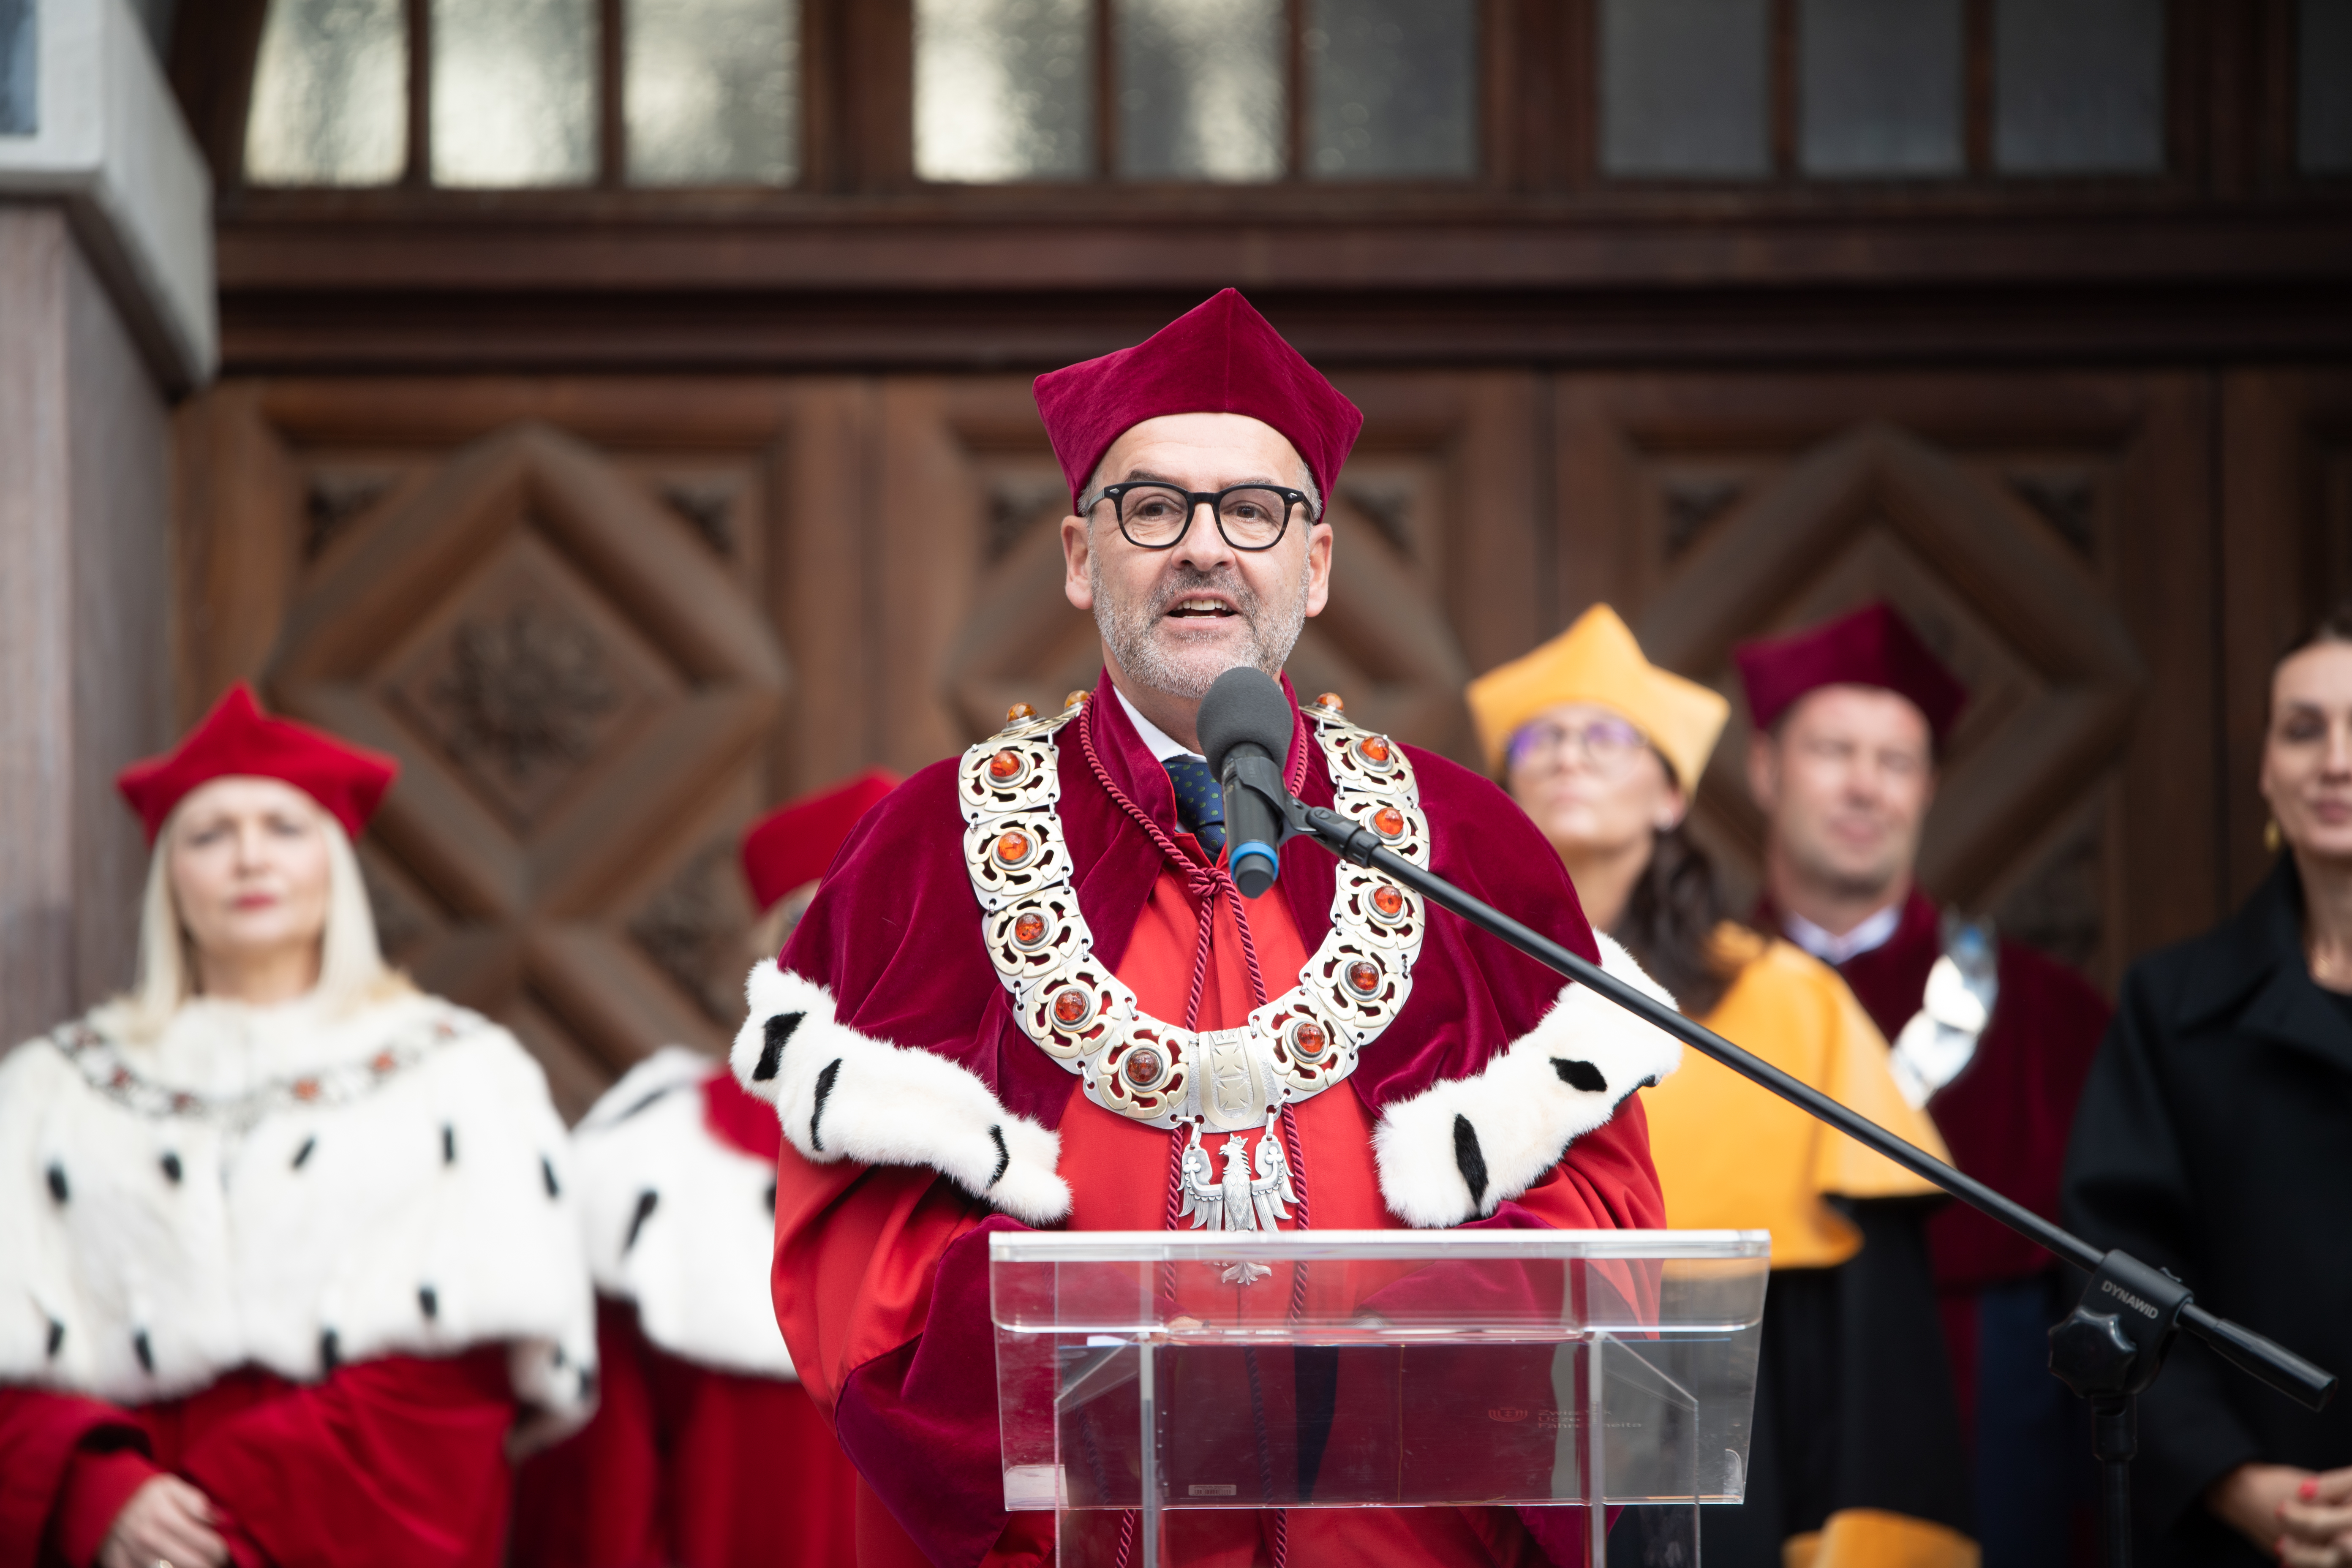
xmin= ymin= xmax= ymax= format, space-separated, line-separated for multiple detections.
xmin=1227 ymin=756 xmax=2337 ymax=1567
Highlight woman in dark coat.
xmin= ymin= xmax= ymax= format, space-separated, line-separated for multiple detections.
xmin=2065 ymin=603 xmax=2352 ymax=1567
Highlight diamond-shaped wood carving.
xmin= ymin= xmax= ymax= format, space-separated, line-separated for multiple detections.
xmin=266 ymin=424 xmax=789 ymax=1112
xmin=1632 ymin=422 xmax=2145 ymax=909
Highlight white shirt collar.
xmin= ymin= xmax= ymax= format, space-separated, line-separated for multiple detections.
xmin=1114 ymin=686 xmax=1202 ymax=763
xmin=1782 ymin=901 xmax=1903 ymax=966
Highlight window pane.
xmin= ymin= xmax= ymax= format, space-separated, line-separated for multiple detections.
xmin=1994 ymin=0 xmax=2164 ymax=174
xmin=915 ymin=0 xmax=1093 ymax=182
xmin=431 ymin=0 xmax=598 ymax=187
xmin=1306 ymin=0 xmax=1476 ymax=179
xmin=244 ymin=0 xmax=407 ymax=185
xmin=1 ymin=0 xmax=34 ymax=137
xmin=626 ymin=0 xmax=798 ymax=184
xmin=1800 ymin=0 xmax=1961 ymax=176
xmin=1599 ymin=0 xmax=1769 ymax=178
xmin=2303 ymin=0 xmax=2352 ymax=173
xmin=1116 ymin=0 xmax=1283 ymax=181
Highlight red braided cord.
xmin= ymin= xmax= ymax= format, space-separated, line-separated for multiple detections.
xmin=1114 ymin=1507 xmax=1136 ymax=1568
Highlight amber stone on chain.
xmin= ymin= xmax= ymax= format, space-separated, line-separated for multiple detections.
xmin=1006 ymin=702 xmax=1037 ymax=722
xmin=1290 ymin=1021 xmax=1328 ymax=1060
xmin=1012 ymin=912 xmax=1048 ymax=946
xmin=994 ymin=830 xmax=1034 ymax=866
xmin=1345 ymin=960 xmax=1382 ymax=995
xmin=1370 ymin=885 xmax=1406 ymax=918
xmin=1064 ymin=690 xmax=1090 ymax=709
xmin=1358 ymin=735 xmax=1393 ymax=764
xmin=1121 ymin=1047 xmax=1165 ymax=1088
xmin=1315 ymin=692 xmax=1345 ymax=711
xmin=1051 ymin=986 xmax=1092 ymax=1026
xmin=1371 ymin=806 xmax=1405 ymax=838
xmin=988 ymin=749 xmax=1024 ymax=781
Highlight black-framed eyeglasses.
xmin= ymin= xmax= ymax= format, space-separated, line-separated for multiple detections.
xmin=1086 ymin=481 xmax=1314 ymax=552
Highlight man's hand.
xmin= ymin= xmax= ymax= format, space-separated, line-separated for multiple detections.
xmin=97 ymin=1475 xmax=228 ymax=1568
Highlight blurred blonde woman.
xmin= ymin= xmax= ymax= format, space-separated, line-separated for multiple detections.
xmin=1470 ymin=607 xmax=1974 ymax=1568
xmin=0 ymin=686 xmax=594 ymax=1568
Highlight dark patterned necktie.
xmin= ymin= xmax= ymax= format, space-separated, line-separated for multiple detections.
xmin=1161 ymin=755 xmax=1227 ymax=857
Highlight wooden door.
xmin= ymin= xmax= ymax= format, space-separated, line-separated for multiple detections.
xmin=1553 ymin=372 xmax=2219 ymax=990
xmin=177 ymin=363 xmax=2273 ymax=1102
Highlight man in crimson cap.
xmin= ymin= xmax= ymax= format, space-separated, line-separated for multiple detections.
xmin=0 ymin=684 xmax=595 ymax=1568
xmin=511 ymin=771 xmax=895 ymax=1568
xmin=1739 ymin=603 xmax=2113 ymax=1567
xmin=727 ymin=288 xmax=1682 ymax=1566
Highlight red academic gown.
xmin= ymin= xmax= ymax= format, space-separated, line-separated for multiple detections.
xmin=1807 ymin=890 xmax=2112 ymax=1562
xmin=511 ymin=1064 xmax=860 ymax=1568
xmin=0 ymin=990 xmax=597 ymax=1568
xmin=748 ymin=676 xmax=1673 ymax=1568
xmin=0 ymin=1350 xmax=517 ymax=1568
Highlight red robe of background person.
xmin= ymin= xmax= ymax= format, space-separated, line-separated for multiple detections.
xmin=1821 ymin=894 xmax=2110 ymax=1391
xmin=511 ymin=1059 xmax=859 ymax=1568
xmin=732 ymin=677 xmax=1679 ymax=1568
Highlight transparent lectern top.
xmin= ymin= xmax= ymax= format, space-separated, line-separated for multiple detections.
xmin=990 ymin=1228 xmax=1769 ymax=1520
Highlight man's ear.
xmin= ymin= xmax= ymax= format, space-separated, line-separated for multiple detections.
xmin=1301 ymin=520 xmax=1335 ymax=619
xmin=1745 ymin=731 xmax=1780 ymax=814
xmin=1062 ymin=514 xmax=1094 ymax=611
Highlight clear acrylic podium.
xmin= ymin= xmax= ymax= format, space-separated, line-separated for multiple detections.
xmin=991 ymin=1229 xmax=1769 ymax=1566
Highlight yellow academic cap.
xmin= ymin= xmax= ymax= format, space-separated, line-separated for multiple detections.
xmin=1465 ymin=605 xmax=1731 ymax=788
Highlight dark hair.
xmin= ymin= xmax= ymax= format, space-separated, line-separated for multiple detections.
xmin=2281 ymin=599 xmax=2352 ymax=664
xmin=1612 ymin=823 xmax=1744 ymax=1019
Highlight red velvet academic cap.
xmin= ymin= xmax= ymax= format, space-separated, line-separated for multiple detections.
xmin=116 ymin=683 xmax=400 ymax=844
xmin=1734 ymin=602 xmax=1969 ymax=743
xmin=740 ymin=767 xmax=901 ymax=911
xmin=1032 ymin=288 xmax=1365 ymax=509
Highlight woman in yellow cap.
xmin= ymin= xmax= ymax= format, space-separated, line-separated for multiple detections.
xmin=1468 ymin=607 xmax=1977 ymax=1568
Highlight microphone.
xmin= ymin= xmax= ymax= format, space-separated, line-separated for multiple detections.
xmin=1197 ymin=667 xmax=1298 ymax=898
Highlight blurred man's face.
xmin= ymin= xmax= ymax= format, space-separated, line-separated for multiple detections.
xmin=1747 ymin=685 xmax=1936 ymax=907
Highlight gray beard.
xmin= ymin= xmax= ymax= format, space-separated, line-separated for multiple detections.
xmin=1089 ymin=553 xmax=1309 ymax=702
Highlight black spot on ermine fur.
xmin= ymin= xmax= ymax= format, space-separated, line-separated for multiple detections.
xmin=987 ymin=1125 xmax=1010 ymax=1189
xmin=45 ymin=1164 xmax=67 ymax=1203
xmin=542 ymin=1156 xmax=561 ymax=1198
xmin=625 ymin=1189 xmax=659 ymax=1253
xmin=755 ymin=1011 xmax=805 ymax=1081
xmin=1453 ymin=1115 xmax=1489 ymax=1208
xmin=160 ymin=1151 xmax=182 ymax=1184
xmin=441 ymin=1124 xmax=457 ymax=1164
xmin=809 ymin=1058 xmax=841 ymax=1152
xmin=1552 ymin=1058 xmax=1608 ymax=1094
xmin=320 ymin=1329 xmax=340 ymax=1372
xmin=133 ymin=1330 xmax=153 ymax=1373
xmin=46 ymin=1319 xmax=63 ymax=1358
xmin=419 ymin=1285 xmax=438 ymax=1320
xmin=292 ymin=1136 xmax=316 ymax=1169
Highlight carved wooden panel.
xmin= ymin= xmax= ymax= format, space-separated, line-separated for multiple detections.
xmin=175 ymin=384 xmax=810 ymax=1118
xmin=1554 ymin=373 xmax=2217 ymax=988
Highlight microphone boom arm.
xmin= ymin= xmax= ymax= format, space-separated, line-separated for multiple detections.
xmin=1241 ymin=779 xmax=2337 ymax=1416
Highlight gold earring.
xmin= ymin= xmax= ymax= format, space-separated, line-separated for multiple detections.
xmin=2264 ymin=818 xmax=2283 ymax=853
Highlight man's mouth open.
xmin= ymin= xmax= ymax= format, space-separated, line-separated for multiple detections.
xmin=1166 ymin=597 xmax=1239 ymax=620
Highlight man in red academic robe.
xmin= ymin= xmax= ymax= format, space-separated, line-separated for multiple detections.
xmin=726 ymin=289 xmax=1683 ymax=1567
xmin=1737 ymin=603 xmax=2113 ymax=1567
xmin=509 ymin=771 xmax=896 ymax=1568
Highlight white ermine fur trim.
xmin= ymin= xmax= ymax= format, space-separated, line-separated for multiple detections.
xmin=1371 ymin=934 xmax=1684 ymax=1228
xmin=0 ymin=996 xmax=596 ymax=1444
xmin=732 ymin=961 xmax=1070 ymax=1226
xmin=573 ymin=1047 xmax=795 ymax=1380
